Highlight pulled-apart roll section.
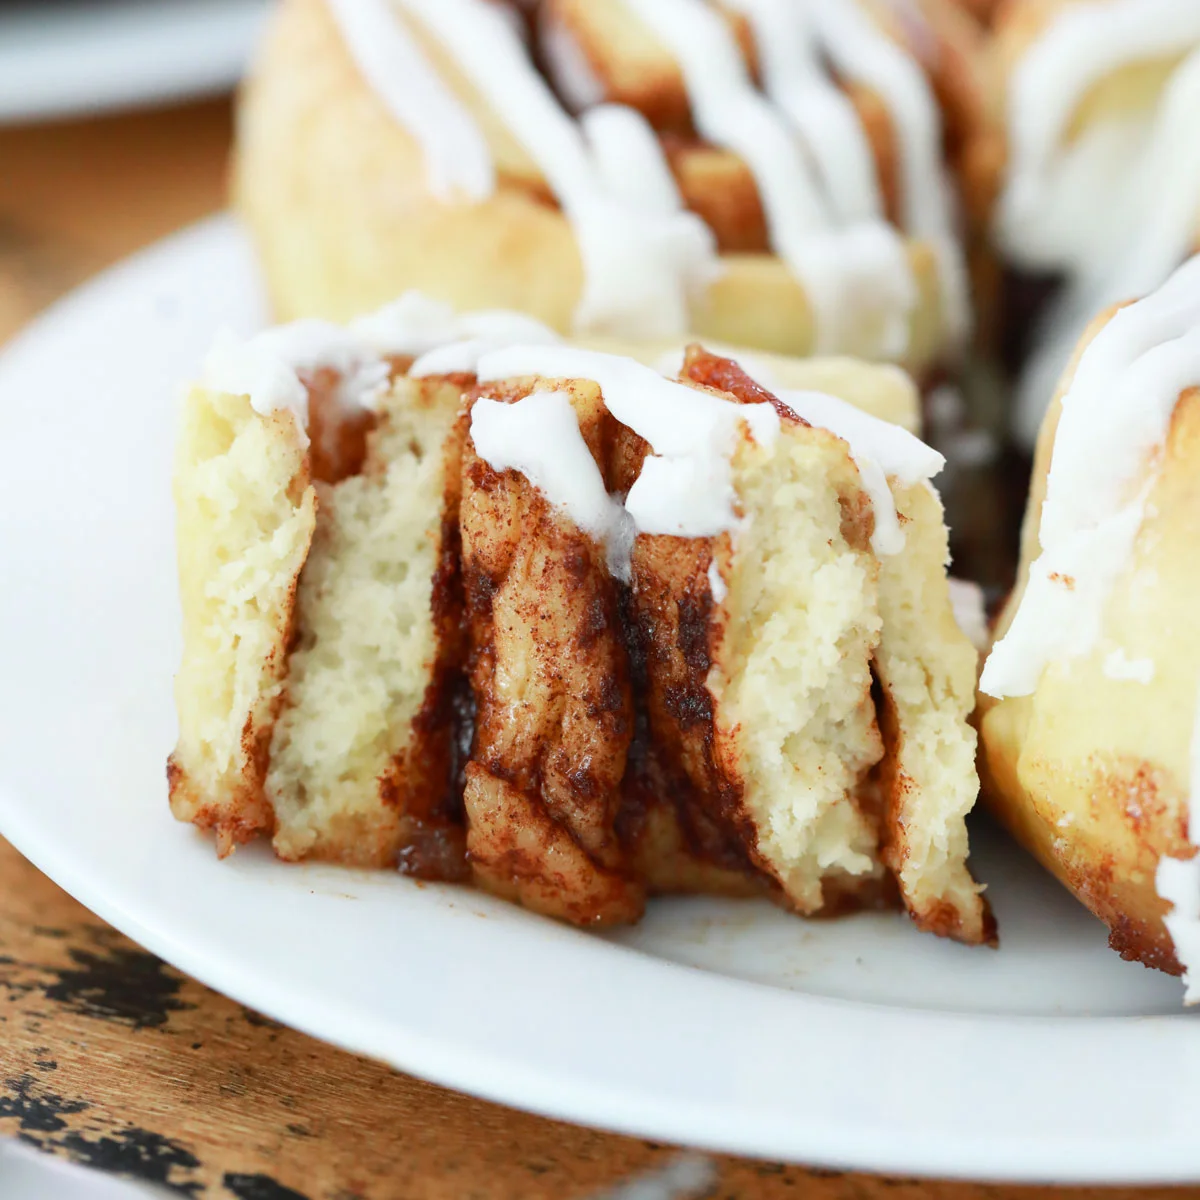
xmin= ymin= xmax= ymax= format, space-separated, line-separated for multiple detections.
xmin=170 ymin=297 xmax=991 ymax=942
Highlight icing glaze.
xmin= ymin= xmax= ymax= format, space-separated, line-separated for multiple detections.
xmin=982 ymin=256 xmax=1200 ymax=700
xmin=325 ymin=0 xmax=493 ymax=201
xmin=200 ymin=294 xmax=560 ymax=436
xmin=351 ymin=292 xmax=560 ymax=359
xmin=326 ymin=0 xmax=970 ymax=359
xmin=470 ymin=388 xmax=635 ymax=578
xmin=538 ymin=9 xmax=607 ymax=112
xmin=624 ymin=0 xmax=915 ymax=357
xmin=202 ymin=320 xmax=391 ymax=442
xmin=580 ymin=103 xmax=689 ymax=218
xmin=747 ymin=357 xmax=943 ymax=557
xmin=390 ymin=0 xmax=718 ymax=341
xmin=725 ymin=0 xmax=881 ymax=224
xmin=1102 ymin=648 xmax=1155 ymax=685
xmin=475 ymin=344 xmax=779 ymax=537
xmin=808 ymin=0 xmax=969 ymax=347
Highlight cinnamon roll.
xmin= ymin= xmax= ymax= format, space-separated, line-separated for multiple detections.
xmin=990 ymin=0 xmax=1200 ymax=443
xmin=170 ymin=293 xmax=991 ymax=940
xmin=233 ymin=0 xmax=998 ymax=377
xmin=979 ymin=257 xmax=1200 ymax=986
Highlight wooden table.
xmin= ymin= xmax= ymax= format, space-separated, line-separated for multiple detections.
xmin=0 ymin=99 xmax=1187 ymax=1200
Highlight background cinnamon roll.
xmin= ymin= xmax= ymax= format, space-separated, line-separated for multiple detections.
xmin=979 ymin=258 xmax=1200 ymax=982
xmin=990 ymin=0 xmax=1200 ymax=443
xmin=234 ymin=0 xmax=1000 ymax=379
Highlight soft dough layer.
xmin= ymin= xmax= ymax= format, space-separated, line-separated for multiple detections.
xmin=875 ymin=479 xmax=992 ymax=944
xmin=267 ymin=377 xmax=469 ymax=870
xmin=168 ymin=389 xmax=316 ymax=856
xmin=702 ymin=421 xmax=889 ymax=912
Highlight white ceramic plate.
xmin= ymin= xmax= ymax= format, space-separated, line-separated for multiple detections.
xmin=0 ymin=1141 xmax=166 ymax=1200
xmin=1 ymin=216 xmax=1198 ymax=1185
xmin=0 ymin=0 xmax=270 ymax=123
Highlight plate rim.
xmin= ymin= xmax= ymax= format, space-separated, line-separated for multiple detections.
xmin=2 ymin=215 xmax=1200 ymax=1186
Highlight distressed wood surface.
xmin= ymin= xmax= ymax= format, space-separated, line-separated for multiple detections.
xmin=0 ymin=98 xmax=1191 ymax=1199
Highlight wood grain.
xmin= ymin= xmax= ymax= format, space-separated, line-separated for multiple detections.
xmin=0 ymin=98 xmax=1191 ymax=1199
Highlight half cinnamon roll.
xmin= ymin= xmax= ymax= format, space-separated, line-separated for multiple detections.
xmin=170 ymin=294 xmax=992 ymax=941
xmin=979 ymin=257 xmax=1200 ymax=986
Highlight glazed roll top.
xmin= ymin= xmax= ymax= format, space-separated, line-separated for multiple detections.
xmin=992 ymin=0 xmax=1200 ymax=440
xmin=979 ymin=256 xmax=1200 ymax=986
xmin=170 ymin=293 xmax=990 ymax=939
xmin=237 ymin=0 xmax=1000 ymax=374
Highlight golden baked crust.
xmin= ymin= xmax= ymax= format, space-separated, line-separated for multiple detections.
xmin=170 ymin=367 xmax=473 ymax=873
xmin=232 ymin=0 xmax=998 ymax=371
xmin=168 ymin=389 xmax=316 ymax=857
xmin=266 ymin=375 xmax=470 ymax=869
xmin=874 ymin=479 xmax=994 ymax=945
xmin=460 ymin=379 xmax=645 ymax=925
xmin=978 ymin=307 xmax=1200 ymax=973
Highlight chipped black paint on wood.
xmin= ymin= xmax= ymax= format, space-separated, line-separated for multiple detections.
xmin=1 ymin=1070 xmax=204 ymax=1195
xmin=0 ymin=1072 xmax=89 ymax=1134
xmin=223 ymin=1174 xmax=313 ymax=1200
xmin=42 ymin=944 xmax=195 ymax=1029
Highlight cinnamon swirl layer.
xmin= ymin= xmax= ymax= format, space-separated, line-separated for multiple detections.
xmin=170 ymin=295 xmax=990 ymax=941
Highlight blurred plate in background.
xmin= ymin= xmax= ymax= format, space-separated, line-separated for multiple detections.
xmin=0 ymin=1140 xmax=166 ymax=1198
xmin=0 ymin=0 xmax=270 ymax=123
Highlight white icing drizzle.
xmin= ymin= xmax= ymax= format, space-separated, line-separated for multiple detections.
xmin=808 ymin=0 xmax=969 ymax=347
xmin=538 ymin=9 xmax=606 ymax=112
xmin=623 ymin=0 xmax=915 ymax=357
xmin=981 ymin=256 xmax=1200 ymax=700
xmin=1000 ymin=2 xmax=1200 ymax=444
xmin=707 ymin=558 xmax=728 ymax=603
xmin=774 ymin=387 xmax=944 ymax=555
xmin=386 ymin=0 xmax=717 ymax=340
xmin=470 ymin=389 xmax=635 ymax=579
xmin=580 ymin=104 xmax=687 ymax=218
xmin=1000 ymin=0 xmax=1200 ymax=266
xmin=475 ymin=345 xmax=779 ymax=537
xmin=1102 ymin=648 xmax=1155 ymax=685
xmin=325 ymin=0 xmax=493 ymax=201
xmin=351 ymin=291 xmax=560 ymax=360
xmin=329 ymin=0 xmax=974 ymax=360
xmin=1157 ymin=681 xmax=1200 ymax=1005
xmin=199 ymin=293 xmax=561 ymax=438
xmin=201 ymin=321 xmax=391 ymax=444
xmin=747 ymin=358 xmax=943 ymax=556
xmin=948 ymin=579 xmax=989 ymax=653
xmin=725 ymin=0 xmax=882 ymax=224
